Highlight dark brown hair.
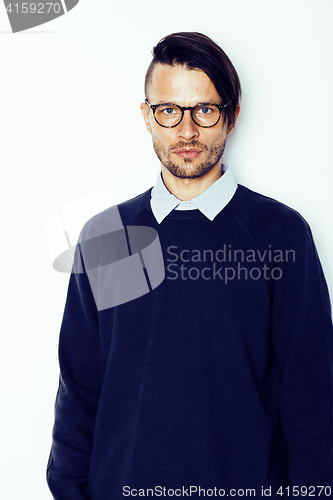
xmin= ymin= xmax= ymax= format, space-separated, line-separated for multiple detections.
xmin=145 ymin=32 xmax=241 ymax=128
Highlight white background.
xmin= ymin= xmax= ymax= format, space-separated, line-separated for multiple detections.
xmin=0 ymin=0 xmax=332 ymax=498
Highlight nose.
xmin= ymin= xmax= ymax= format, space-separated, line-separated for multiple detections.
xmin=176 ymin=110 xmax=199 ymax=140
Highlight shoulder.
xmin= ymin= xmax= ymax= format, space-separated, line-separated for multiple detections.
xmin=79 ymin=188 xmax=152 ymax=242
xmin=117 ymin=188 xmax=152 ymax=225
xmin=232 ymin=185 xmax=313 ymax=246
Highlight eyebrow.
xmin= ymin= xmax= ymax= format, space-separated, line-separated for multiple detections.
xmin=154 ymin=101 xmax=221 ymax=106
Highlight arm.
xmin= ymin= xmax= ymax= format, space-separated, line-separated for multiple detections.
xmin=271 ymin=222 xmax=333 ymax=493
xmin=47 ymin=249 xmax=101 ymax=500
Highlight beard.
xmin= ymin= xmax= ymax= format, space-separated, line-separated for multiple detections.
xmin=152 ymin=137 xmax=227 ymax=179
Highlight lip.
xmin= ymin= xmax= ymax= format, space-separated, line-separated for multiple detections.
xmin=172 ymin=148 xmax=203 ymax=158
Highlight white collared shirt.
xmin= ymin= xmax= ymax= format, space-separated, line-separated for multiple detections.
xmin=150 ymin=163 xmax=237 ymax=224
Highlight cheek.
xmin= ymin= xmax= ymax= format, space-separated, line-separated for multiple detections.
xmin=202 ymin=132 xmax=220 ymax=148
xmin=152 ymin=128 xmax=172 ymax=149
xmin=209 ymin=129 xmax=227 ymax=146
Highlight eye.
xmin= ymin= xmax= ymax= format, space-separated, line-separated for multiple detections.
xmin=164 ymin=108 xmax=176 ymax=115
xmin=197 ymin=106 xmax=214 ymax=114
xmin=160 ymin=106 xmax=178 ymax=115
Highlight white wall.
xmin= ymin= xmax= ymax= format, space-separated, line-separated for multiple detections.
xmin=0 ymin=0 xmax=332 ymax=498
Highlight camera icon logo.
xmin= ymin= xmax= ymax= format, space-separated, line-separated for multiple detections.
xmin=46 ymin=190 xmax=166 ymax=311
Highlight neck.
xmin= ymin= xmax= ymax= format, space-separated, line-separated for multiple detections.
xmin=161 ymin=162 xmax=222 ymax=201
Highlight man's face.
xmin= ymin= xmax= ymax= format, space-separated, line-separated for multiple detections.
xmin=141 ymin=63 xmax=234 ymax=180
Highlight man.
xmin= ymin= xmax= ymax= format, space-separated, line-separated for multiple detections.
xmin=47 ymin=32 xmax=333 ymax=499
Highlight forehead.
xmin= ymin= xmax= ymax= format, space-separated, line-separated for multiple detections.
xmin=149 ymin=63 xmax=221 ymax=105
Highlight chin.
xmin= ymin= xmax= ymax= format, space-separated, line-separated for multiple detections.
xmin=165 ymin=160 xmax=216 ymax=179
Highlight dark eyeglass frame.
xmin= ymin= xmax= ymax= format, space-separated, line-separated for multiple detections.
xmin=145 ymin=99 xmax=232 ymax=128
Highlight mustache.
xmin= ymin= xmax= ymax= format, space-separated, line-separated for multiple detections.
xmin=168 ymin=141 xmax=208 ymax=153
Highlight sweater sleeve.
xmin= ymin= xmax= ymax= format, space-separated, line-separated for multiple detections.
xmin=47 ymin=246 xmax=101 ymax=500
xmin=271 ymin=219 xmax=333 ymax=493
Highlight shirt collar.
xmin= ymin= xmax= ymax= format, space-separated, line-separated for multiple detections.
xmin=150 ymin=163 xmax=237 ymax=224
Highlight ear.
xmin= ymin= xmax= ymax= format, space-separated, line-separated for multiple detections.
xmin=227 ymin=104 xmax=241 ymax=134
xmin=140 ymin=102 xmax=152 ymax=134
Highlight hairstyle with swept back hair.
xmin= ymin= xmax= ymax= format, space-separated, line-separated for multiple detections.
xmin=145 ymin=32 xmax=241 ymax=129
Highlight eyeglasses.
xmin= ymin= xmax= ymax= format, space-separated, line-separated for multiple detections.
xmin=145 ymin=99 xmax=232 ymax=128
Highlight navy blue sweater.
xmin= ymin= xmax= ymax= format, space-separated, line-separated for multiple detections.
xmin=47 ymin=185 xmax=333 ymax=499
